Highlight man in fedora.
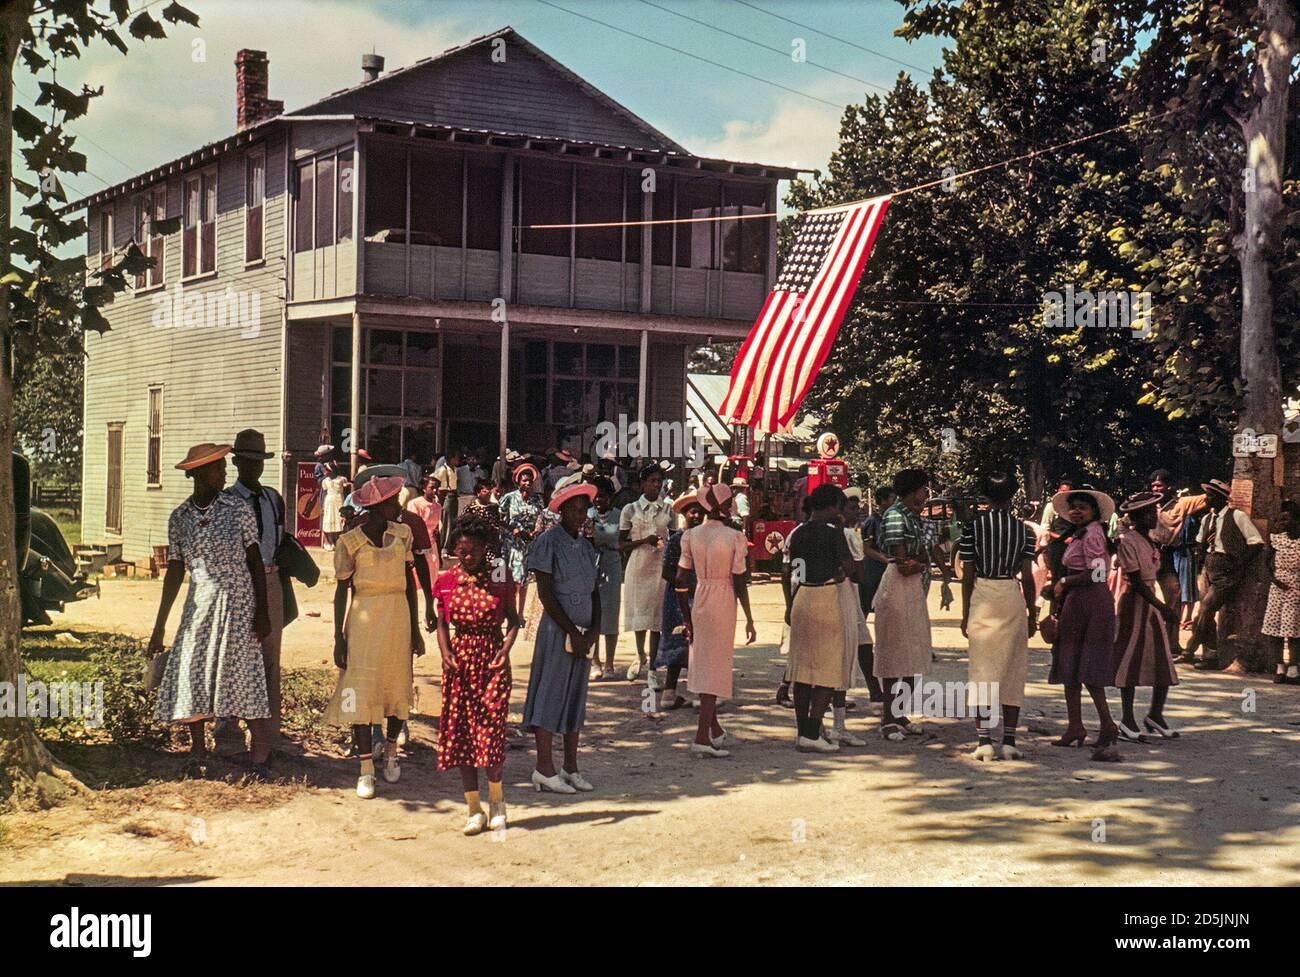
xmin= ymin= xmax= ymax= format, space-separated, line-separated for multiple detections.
xmin=1186 ymin=478 xmax=1264 ymax=669
xmin=215 ymin=428 xmax=291 ymax=756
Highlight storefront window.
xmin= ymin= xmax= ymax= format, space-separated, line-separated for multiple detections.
xmin=331 ymin=325 xmax=441 ymax=461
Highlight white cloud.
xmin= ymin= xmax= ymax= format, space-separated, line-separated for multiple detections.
xmin=22 ymin=0 xmax=472 ymax=195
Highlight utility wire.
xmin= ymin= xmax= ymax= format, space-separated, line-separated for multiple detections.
xmin=533 ymin=0 xmax=846 ymax=109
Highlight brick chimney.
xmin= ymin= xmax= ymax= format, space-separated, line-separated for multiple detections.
xmin=235 ymin=49 xmax=284 ymax=130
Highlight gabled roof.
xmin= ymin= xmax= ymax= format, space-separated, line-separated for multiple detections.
xmin=289 ymin=26 xmax=687 ymax=155
xmin=62 ymin=25 xmax=808 ymax=214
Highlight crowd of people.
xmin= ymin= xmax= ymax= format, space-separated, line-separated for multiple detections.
xmin=146 ymin=433 xmax=1300 ymax=837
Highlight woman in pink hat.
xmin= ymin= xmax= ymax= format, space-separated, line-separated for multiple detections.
xmin=675 ymin=483 xmax=757 ymax=758
xmin=324 ymin=475 xmax=425 ymax=799
xmin=523 ymin=481 xmax=601 ymax=793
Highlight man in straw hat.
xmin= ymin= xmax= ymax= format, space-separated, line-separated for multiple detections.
xmin=213 ymin=429 xmax=292 ymax=756
xmin=1186 ymin=478 xmax=1264 ymax=669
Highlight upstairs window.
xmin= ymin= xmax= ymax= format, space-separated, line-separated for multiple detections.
xmin=245 ymin=149 xmax=265 ymax=263
xmin=133 ymin=186 xmax=166 ymax=289
xmin=575 ymin=166 xmax=622 ymax=261
xmin=411 ymin=146 xmax=463 ymax=247
xmin=183 ymin=168 xmax=217 ymax=277
xmin=520 ymin=159 xmax=571 ymax=257
xmin=98 ymin=208 xmax=113 ymax=271
xmin=297 ymin=145 xmax=354 ymax=250
xmin=675 ymin=177 xmax=720 ymax=270
xmin=722 ymin=181 xmax=768 ymax=275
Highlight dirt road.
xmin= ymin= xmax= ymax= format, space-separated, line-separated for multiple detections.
xmin=6 ymin=574 xmax=1300 ymax=886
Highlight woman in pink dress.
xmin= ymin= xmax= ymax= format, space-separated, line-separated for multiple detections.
xmin=675 ymin=483 xmax=757 ymax=759
xmin=405 ymin=474 xmax=442 ymax=581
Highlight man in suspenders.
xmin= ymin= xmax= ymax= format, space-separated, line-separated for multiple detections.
xmin=215 ymin=429 xmax=289 ymax=757
xmin=1187 ymin=478 xmax=1264 ymax=669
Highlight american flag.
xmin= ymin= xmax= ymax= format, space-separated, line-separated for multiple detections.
xmin=721 ymin=196 xmax=890 ymax=434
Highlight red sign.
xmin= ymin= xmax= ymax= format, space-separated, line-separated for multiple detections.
xmin=295 ymin=462 xmax=322 ymax=546
xmin=750 ymin=519 xmax=797 ymax=559
xmin=807 ymin=458 xmax=849 ymax=490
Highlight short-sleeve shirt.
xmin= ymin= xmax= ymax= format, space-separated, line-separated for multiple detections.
xmin=1063 ymin=521 xmax=1109 ymax=572
xmin=880 ymin=502 xmax=927 ymax=560
xmin=433 ymin=565 xmax=511 ymax=625
xmin=526 ymin=524 xmax=599 ymax=627
xmin=1116 ymin=530 xmax=1159 ymax=584
xmin=167 ymin=494 xmax=259 ymax=580
xmin=958 ymin=510 xmax=1035 ymax=579
xmin=844 ymin=526 xmax=865 ymax=562
xmin=333 ymin=521 xmax=413 ymax=581
xmin=1198 ymin=507 xmax=1264 ymax=553
xmin=679 ymin=520 xmax=748 ymax=580
xmin=787 ymin=521 xmax=850 ymax=585
xmin=397 ymin=509 xmax=433 ymax=556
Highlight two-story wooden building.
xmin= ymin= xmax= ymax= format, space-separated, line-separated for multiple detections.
xmin=72 ymin=27 xmax=799 ymax=559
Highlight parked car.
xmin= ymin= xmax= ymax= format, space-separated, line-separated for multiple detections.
xmin=11 ymin=453 xmax=97 ymax=627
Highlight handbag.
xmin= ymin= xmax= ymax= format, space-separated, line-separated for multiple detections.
xmin=1039 ymin=614 xmax=1059 ymax=645
xmin=144 ymin=651 xmax=169 ymax=693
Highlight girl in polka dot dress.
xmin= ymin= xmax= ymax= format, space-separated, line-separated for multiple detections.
xmin=435 ymin=514 xmax=520 ymax=836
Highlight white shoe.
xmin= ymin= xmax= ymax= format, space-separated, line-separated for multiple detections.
xmin=531 ymin=769 xmax=577 ymax=794
xmin=796 ymin=736 xmax=839 ymax=753
xmin=382 ymin=755 xmax=401 ymax=783
xmin=691 ymin=742 xmax=730 ymax=758
xmin=626 ymin=660 xmax=643 ymax=681
xmin=463 ymin=812 xmax=487 ymax=836
xmin=560 ymin=769 xmax=594 ymax=792
xmin=356 ymin=774 xmax=376 ymax=799
xmin=999 ymin=742 xmax=1024 ymax=760
xmin=647 ymin=668 xmax=662 ymax=691
xmin=1118 ymin=721 xmax=1144 ymax=743
xmin=971 ymin=743 xmax=997 ymax=761
xmin=488 ymin=801 xmax=507 ymax=832
xmin=710 ymin=729 xmax=728 ymax=748
xmin=830 ymin=726 xmax=867 ymax=747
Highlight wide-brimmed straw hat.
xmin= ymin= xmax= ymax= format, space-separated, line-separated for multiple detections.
xmin=554 ymin=470 xmax=584 ymax=492
xmin=176 ymin=443 xmax=231 ymax=471
xmin=231 ymin=428 xmax=273 ymax=460
xmin=554 ymin=449 xmax=575 ymax=464
xmin=1201 ymin=478 xmax=1231 ymax=499
xmin=314 ymin=443 xmax=335 ymax=457
xmin=513 ymin=463 xmax=540 ymax=485
xmin=698 ymin=483 xmax=734 ymax=514
xmin=1051 ymin=488 xmax=1115 ymax=523
xmin=352 ymin=475 xmax=404 ymax=508
xmin=1119 ymin=490 xmax=1162 ymax=514
xmin=548 ymin=482 xmax=597 ymax=513
xmin=353 ymin=464 xmax=406 ymax=488
xmin=672 ymin=491 xmax=702 ymax=514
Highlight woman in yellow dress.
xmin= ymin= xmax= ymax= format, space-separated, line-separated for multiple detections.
xmin=325 ymin=475 xmax=425 ymax=799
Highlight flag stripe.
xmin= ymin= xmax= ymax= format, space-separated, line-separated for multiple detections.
xmin=722 ymin=196 xmax=891 ymax=434
xmin=765 ymin=203 xmax=874 ymax=429
xmin=775 ymin=200 xmax=887 ymax=427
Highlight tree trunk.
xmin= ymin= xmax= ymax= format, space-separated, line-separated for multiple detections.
xmin=0 ymin=0 xmax=83 ymax=806
xmin=1024 ymin=455 xmax=1046 ymax=510
xmin=1223 ymin=0 xmax=1296 ymax=671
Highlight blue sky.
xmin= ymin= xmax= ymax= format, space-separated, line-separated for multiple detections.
xmin=18 ymin=0 xmax=947 ymax=206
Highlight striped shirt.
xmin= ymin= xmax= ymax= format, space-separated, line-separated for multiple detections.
xmin=957 ymin=510 xmax=1035 ymax=579
xmin=880 ymin=502 xmax=927 ymax=560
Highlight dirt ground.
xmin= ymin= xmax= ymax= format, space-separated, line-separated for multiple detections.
xmin=5 ymin=571 xmax=1300 ymax=886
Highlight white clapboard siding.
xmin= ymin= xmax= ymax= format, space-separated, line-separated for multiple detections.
xmin=82 ymin=132 xmax=289 ymax=560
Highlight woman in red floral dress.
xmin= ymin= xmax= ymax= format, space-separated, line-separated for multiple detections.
xmin=435 ymin=513 xmax=520 ymax=836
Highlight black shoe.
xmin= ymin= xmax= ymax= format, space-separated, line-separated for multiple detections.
xmin=1194 ymin=658 xmax=1225 ymax=671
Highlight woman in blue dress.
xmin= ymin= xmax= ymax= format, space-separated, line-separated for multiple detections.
xmin=524 ymin=482 xmax=602 ymax=794
xmin=656 ymin=492 xmax=705 ymax=710
xmin=588 ymin=476 xmax=623 ymax=681
xmin=1172 ymin=512 xmax=1201 ymax=632
xmin=498 ymin=463 xmax=546 ymax=617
